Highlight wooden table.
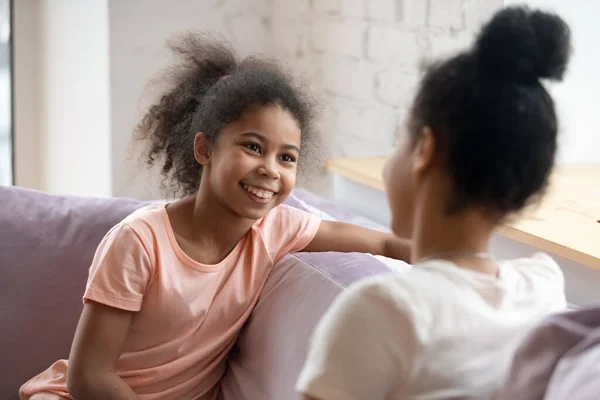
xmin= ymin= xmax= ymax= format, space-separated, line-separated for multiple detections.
xmin=327 ymin=156 xmax=600 ymax=270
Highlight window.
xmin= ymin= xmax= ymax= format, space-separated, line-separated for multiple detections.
xmin=0 ymin=0 xmax=12 ymax=186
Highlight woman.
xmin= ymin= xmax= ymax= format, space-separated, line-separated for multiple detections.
xmin=297 ymin=6 xmax=571 ymax=400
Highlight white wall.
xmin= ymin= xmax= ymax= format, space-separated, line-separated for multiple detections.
xmin=22 ymin=0 xmax=498 ymax=199
xmin=36 ymin=0 xmax=111 ymax=196
xmin=109 ymin=0 xmax=273 ymax=199
xmin=16 ymin=0 xmax=596 ymax=198
xmin=13 ymin=0 xmax=40 ymax=190
xmin=504 ymin=0 xmax=600 ymax=164
xmin=271 ymin=0 xmax=503 ymax=160
xmin=14 ymin=0 xmax=111 ymax=196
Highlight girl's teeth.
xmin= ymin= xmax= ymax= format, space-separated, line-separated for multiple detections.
xmin=243 ymin=184 xmax=273 ymax=199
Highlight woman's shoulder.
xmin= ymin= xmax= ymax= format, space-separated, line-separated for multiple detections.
xmin=341 ymin=273 xmax=420 ymax=317
xmin=501 ymin=253 xmax=564 ymax=283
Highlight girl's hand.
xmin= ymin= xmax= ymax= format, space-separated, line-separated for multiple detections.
xmin=67 ymin=301 xmax=139 ymax=400
xmin=304 ymin=220 xmax=411 ymax=262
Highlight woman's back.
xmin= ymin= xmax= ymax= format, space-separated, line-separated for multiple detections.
xmin=298 ymin=254 xmax=566 ymax=399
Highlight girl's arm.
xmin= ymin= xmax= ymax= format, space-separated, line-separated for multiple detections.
xmin=67 ymin=301 xmax=138 ymax=400
xmin=304 ymin=220 xmax=411 ymax=262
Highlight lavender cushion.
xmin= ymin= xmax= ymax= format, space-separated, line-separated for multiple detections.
xmin=0 ymin=186 xmax=147 ymax=399
xmin=497 ymin=306 xmax=600 ymax=400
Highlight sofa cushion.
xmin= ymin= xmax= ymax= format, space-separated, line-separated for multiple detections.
xmin=497 ymin=306 xmax=600 ymax=400
xmin=0 ymin=186 xmax=147 ymax=399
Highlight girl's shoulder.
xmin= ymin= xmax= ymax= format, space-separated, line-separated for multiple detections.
xmin=120 ymin=203 xmax=167 ymax=228
xmin=254 ymin=204 xmax=314 ymax=229
xmin=106 ymin=203 xmax=169 ymax=250
xmin=253 ymin=204 xmax=321 ymax=261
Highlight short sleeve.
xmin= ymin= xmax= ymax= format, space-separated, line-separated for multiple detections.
xmin=296 ymin=279 xmax=415 ymax=400
xmin=83 ymin=223 xmax=154 ymax=312
xmin=260 ymin=205 xmax=321 ymax=262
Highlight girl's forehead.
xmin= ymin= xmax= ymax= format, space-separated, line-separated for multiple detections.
xmin=225 ymin=104 xmax=302 ymax=146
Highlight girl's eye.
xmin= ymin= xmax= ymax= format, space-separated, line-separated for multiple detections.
xmin=245 ymin=143 xmax=261 ymax=153
xmin=281 ymin=154 xmax=296 ymax=163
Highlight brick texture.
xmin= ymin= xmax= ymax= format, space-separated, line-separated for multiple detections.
xmin=272 ymin=0 xmax=503 ymax=162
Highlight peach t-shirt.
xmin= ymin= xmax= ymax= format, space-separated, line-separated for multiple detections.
xmin=20 ymin=203 xmax=320 ymax=400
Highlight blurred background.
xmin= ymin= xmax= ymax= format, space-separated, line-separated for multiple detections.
xmin=1 ymin=0 xmax=599 ymax=199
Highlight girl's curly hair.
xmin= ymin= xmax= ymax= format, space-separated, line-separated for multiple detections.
xmin=136 ymin=33 xmax=318 ymax=197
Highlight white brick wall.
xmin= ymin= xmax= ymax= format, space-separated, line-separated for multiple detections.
xmin=367 ymin=26 xmax=420 ymax=64
xmin=366 ymin=0 xmax=397 ymax=22
xmin=108 ymin=0 xmax=503 ymax=198
xmin=340 ymin=0 xmax=365 ymax=18
xmin=311 ymin=20 xmax=366 ymax=59
xmin=272 ymin=0 xmax=503 ymax=161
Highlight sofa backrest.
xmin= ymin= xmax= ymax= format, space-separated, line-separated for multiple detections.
xmin=0 ymin=186 xmax=147 ymax=399
xmin=497 ymin=306 xmax=600 ymax=400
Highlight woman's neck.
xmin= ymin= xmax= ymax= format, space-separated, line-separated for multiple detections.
xmin=412 ymin=200 xmax=498 ymax=275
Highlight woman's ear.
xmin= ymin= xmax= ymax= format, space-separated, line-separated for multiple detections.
xmin=194 ymin=133 xmax=211 ymax=165
xmin=412 ymin=126 xmax=436 ymax=176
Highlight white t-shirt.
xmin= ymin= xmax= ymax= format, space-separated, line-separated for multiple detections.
xmin=296 ymin=253 xmax=566 ymax=400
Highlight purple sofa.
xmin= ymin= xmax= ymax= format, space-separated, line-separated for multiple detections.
xmin=0 ymin=186 xmax=407 ymax=399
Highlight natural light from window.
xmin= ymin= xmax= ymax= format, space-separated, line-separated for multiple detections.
xmin=0 ymin=0 xmax=11 ymax=186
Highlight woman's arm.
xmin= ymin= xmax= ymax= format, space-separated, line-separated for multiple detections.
xmin=304 ymin=220 xmax=412 ymax=262
xmin=67 ymin=301 xmax=138 ymax=400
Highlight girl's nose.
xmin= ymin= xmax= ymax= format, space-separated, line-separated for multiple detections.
xmin=257 ymin=157 xmax=280 ymax=179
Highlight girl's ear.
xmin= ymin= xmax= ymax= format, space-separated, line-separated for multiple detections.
xmin=194 ymin=133 xmax=211 ymax=165
xmin=412 ymin=126 xmax=436 ymax=176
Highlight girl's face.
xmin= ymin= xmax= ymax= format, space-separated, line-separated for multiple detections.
xmin=198 ymin=104 xmax=302 ymax=220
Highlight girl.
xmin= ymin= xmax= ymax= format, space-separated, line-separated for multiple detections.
xmin=298 ymin=6 xmax=571 ymax=400
xmin=20 ymin=35 xmax=410 ymax=400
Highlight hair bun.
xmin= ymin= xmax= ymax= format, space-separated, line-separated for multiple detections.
xmin=475 ymin=6 xmax=572 ymax=83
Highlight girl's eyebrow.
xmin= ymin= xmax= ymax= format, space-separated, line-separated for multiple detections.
xmin=240 ymin=132 xmax=300 ymax=152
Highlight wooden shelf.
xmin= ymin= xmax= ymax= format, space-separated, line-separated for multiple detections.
xmin=327 ymin=156 xmax=600 ymax=270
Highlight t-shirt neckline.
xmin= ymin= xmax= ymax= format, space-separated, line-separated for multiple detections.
xmin=417 ymin=259 xmax=504 ymax=281
xmin=161 ymin=203 xmax=247 ymax=272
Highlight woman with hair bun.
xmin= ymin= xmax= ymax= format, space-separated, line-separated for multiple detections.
xmin=298 ymin=6 xmax=572 ymax=400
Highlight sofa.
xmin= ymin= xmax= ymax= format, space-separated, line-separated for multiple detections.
xmin=0 ymin=186 xmax=408 ymax=399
